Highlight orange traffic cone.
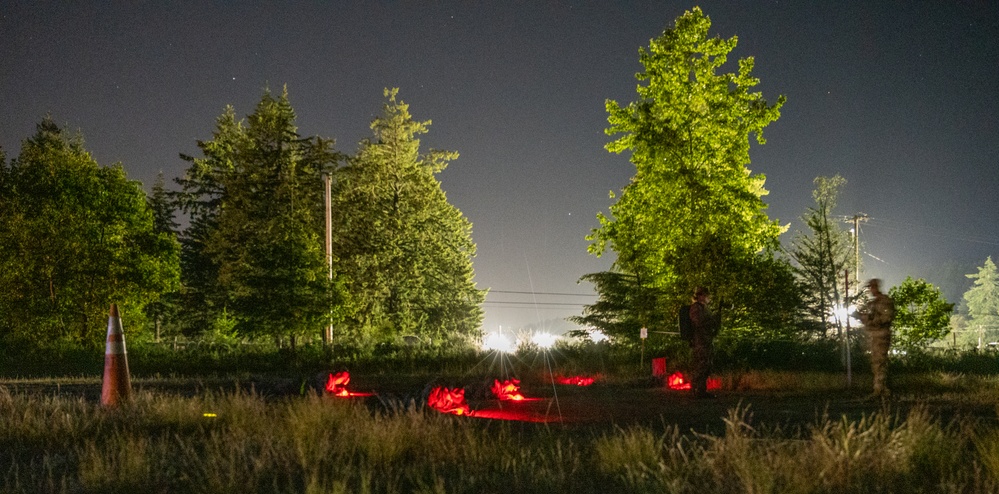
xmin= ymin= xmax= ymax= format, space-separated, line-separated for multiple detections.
xmin=101 ymin=303 xmax=132 ymax=406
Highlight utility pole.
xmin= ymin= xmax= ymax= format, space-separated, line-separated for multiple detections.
xmin=846 ymin=213 xmax=868 ymax=286
xmin=844 ymin=269 xmax=852 ymax=387
xmin=323 ymin=173 xmax=333 ymax=347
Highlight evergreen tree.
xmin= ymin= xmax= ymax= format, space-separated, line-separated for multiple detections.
xmin=178 ymin=89 xmax=342 ymax=341
xmin=145 ymin=172 xmax=182 ymax=341
xmin=588 ymin=8 xmax=786 ymax=326
xmin=0 ymin=118 xmax=179 ymax=347
xmin=332 ymin=88 xmax=483 ymax=350
xmin=963 ymin=257 xmax=999 ymax=348
xmin=570 ymin=271 xmax=661 ymax=343
xmin=788 ymin=175 xmax=852 ymax=336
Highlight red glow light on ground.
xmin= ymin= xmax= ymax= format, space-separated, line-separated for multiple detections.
xmin=428 ymin=386 xmax=472 ymax=416
xmin=666 ymin=372 xmax=720 ymax=391
xmin=325 ymin=371 xmax=351 ymax=396
xmin=324 ymin=371 xmax=376 ymax=397
xmin=555 ymin=375 xmax=596 ymax=386
xmin=491 ymin=378 xmax=526 ymax=401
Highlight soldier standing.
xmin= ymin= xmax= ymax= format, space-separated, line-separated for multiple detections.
xmin=688 ymin=286 xmax=719 ymax=398
xmin=857 ymin=279 xmax=895 ymax=397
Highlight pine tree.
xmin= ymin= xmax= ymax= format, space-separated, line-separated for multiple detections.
xmin=178 ymin=89 xmax=342 ymax=341
xmin=789 ymin=175 xmax=852 ymax=336
xmin=963 ymin=257 xmax=999 ymax=348
xmin=332 ymin=89 xmax=483 ymax=350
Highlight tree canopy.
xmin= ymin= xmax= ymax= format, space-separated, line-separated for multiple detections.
xmin=889 ymin=277 xmax=954 ymax=351
xmin=176 ymin=89 xmax=341 ymax=341
xmin=0 ymin=118 xmax=179 ymax=347
xmin=586 ymin=7 xmax=786 ymax=329
xmin=331 ymin=89 xmax=484 ymax=350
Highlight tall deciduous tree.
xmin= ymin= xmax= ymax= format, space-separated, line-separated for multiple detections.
xmin=789 ymin=175 xmax=852 ymax=336
xmin=889 ymin=277 xmax=954 ymax=351
xmin=0 ymin=118 xmax=179 ymax=347
xmin=332 ymin=88 xmax=483 ymax=350
xmin=177 ymin=89 xmax=342 ymax=341
xmin=588 ymin=8 xmax=786 ymax=324
xmin=963 ymin=257 xmax=999 ymax=348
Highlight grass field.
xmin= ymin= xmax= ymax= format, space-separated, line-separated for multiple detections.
xmin=2 ymin=370 xmax=999 ymax=493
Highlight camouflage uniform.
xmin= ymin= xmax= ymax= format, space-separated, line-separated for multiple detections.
xmin=689 ymin=300 xmax=718 ymax=397
xmin=858 ymin=282 xmax=895 ymax=396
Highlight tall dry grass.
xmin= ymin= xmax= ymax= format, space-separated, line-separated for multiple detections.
xmin=1 ymin=381 xmax=998 ymax=493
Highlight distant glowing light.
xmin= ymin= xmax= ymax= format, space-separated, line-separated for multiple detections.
xmin=532 ymin=331 xmax=558 ymax=349
xmin=482 ymin=332 xmax=514 ymax=353
xmin=834 ymin=305 xmax=859 ymax=326
xmin=588 ymin=329 xmax=609 ymax=343
xmin=203 ymin=413 xmax=217 ymax=418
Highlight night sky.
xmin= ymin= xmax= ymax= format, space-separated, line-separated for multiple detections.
xmin=3 ymin=1 xmax=998 ymax=334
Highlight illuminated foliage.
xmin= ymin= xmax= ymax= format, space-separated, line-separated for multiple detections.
xmin=331 ymin=89 xmax=483 ymax=350
xmin=889 ymin=277 xmax=954 ymax=351
xmin=177 ymin=89 xmax=342 ymax=341
xmin=0 ymin=119 xmax=180 ymax=347
xmin=588 ymin=8 xmax=786 ymax=325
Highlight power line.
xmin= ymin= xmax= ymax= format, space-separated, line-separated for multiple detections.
xmin=863 ymin=217 xmax=999 ymax=247
xmin=486 ymin=290 xmax=596 ymax=297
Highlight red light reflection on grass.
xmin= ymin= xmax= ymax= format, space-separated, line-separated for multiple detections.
xmin=555 ymin=375 xmax=596 ymax=386
xmin=471 ymin=409 xmax=554 ymax=423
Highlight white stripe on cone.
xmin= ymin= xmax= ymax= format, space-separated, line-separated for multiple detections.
xmin=101 ymin=303 xmax=132 ymax=406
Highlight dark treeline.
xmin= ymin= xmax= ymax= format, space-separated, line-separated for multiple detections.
xmin=0 ymin=87 xmax=483 ymax=356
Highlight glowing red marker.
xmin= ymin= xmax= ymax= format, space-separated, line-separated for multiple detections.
xmin=491 ymin=378 xmax=526 ymax=401
xmin=428 ymin=386 xmax=472 ymax=416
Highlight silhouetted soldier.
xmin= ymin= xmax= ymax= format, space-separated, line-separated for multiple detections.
xmin=689 ymin=286 xmax=719 ymax=398
xmin=857 ymin=279 xmax=895 ymax=397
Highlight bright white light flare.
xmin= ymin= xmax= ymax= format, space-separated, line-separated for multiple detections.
xmin=482 ymin=332 xmax=514 ymax=353
xmin=531 ymin=331 xmax=558 ymax=349
xmin=588 ymin=329 xmax=609 ymax=343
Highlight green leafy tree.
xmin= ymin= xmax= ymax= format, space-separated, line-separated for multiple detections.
xmin=178 ymin=89 xmax=342 ymax=341
xmin=963 ymin=257 xmax=999 ymax=348
xmin=0 ymin=118 xmax=179 ymax=347
xmin=789 ymin=175 xmax=853 ymax=336
xmin=331 ymin=88 xmax=483 ymax=350
xmin=588 ymin=8 xmax=786 ymax=327
xmin=888 ymin=277 xmax=954 ymax=351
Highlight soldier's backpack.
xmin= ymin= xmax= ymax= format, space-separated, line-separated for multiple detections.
xmin=678 ymin=304 xmax=694 ymax=342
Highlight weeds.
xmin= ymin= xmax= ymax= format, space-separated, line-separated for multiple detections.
xmin=1 ymin=385 xmax=998 ymax=493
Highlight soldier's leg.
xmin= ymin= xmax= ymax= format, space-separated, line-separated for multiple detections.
xmin=870 ymin=331 xmax=890 ymax=395
xmin=690 ymin=343 xmax=711 ymax=395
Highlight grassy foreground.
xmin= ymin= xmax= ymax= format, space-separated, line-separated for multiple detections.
xmin=3 ymin=376 xmax=999 ymax=493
